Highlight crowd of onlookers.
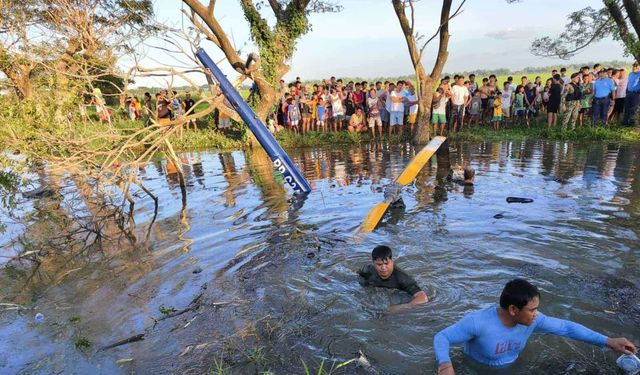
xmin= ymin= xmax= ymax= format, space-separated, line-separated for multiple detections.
xmin=271 ymin=77 xmax=418 ymax=140
xmin=93 ymin=62 xmax=640 ymax=138
xmin=274 ymin=63 xmax=640 ymax=138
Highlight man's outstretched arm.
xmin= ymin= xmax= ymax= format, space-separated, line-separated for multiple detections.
xmin=434 ymin=315 xmax=477 ymax=375
xmin=534 ymin=313 xmax=637 ymax=354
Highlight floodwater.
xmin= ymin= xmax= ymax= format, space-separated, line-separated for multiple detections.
xmin=1 ymin=140 xmax=639 ymax=374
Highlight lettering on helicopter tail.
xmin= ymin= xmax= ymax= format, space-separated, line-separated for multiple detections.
xmin=274 ymin=158 xmax=301 ymax=192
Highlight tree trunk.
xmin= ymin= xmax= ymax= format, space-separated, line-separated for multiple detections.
xmin=414 ymin=65 xmax=434 ymax=144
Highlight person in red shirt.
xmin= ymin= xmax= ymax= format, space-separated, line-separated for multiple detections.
xmin=352 ymin=83 xmax=365 ymax=110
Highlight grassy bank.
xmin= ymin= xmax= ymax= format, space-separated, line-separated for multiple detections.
xmin=448 ymin=125 xmax=640 ymax=143
xmin=167 ymin=124 xmax=640 ymax=152
xmin=65 ymin=119 xmax=640 ymax=157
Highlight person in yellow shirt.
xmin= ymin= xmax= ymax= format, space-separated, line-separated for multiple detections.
xmin=348 ymin=108 xmax=367 ymax=133
xmin=492 ymin=91 xmax=503 ymax=130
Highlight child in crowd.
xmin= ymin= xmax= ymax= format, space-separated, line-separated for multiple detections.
xmin=514 ymin=86 xmax=528 ymax=128
xmin=287 ymin=97 xmax=300 ymax=133
xmin=406 ymin=86 xmax=419 ymax=136
xmin=316 ymin=99 xmax=326 ymax=132
xmin=492 ymin=91 xmax=503 ymax=130
xmin=367 ymin=89 xmax=382 ymax=140
xmin=432 ymin=87 xmax=449 ymax=136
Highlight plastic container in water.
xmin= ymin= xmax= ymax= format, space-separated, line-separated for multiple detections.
xmin=34 ymin=313 xmax=44 ymax=323
xmin=617 ymin=354 xmax=640 ymax=375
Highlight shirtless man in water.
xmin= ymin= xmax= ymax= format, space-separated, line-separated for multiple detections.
xmin=358 ymin=245 xmax=428 ymax=313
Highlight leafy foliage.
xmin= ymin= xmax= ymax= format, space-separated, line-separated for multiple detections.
xmin=241 ymin=1 xmax=342 ymax=85
xmin=519 ymin=0 xmax=640 ymax=60
xmin=530 ymin=7 xmax=615 ymax=59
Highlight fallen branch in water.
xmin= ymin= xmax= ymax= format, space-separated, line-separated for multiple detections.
xmin=98 ymin=333 xmax=145 ymax=352
xmin=0 ymin=303 xmax=28 ymax=311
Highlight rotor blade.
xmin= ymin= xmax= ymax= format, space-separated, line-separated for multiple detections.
xmin=396 ymin=136 xmax=446 ymax=186
xmin=359 ymin=202 xmax=391 ymax=233
xmin=358 ymin=136 xmax=447 ymax=233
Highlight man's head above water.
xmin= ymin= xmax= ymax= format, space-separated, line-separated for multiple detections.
xmin=371 ymin=245 xmax=394 ymax=280
xmin=499 ymin=278 xmax=541 ymax=326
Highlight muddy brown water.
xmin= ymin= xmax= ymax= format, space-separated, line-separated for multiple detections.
xmin=1 ymin=140 xmax=639 ymax=374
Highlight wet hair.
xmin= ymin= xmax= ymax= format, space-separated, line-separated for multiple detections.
xmin=464 ymin=166 xmax=475 ymax=180
xmin=372 ymin=245 xmax=392 ymax=261
xmin=499 ymin=279 xmax=540 ymax=310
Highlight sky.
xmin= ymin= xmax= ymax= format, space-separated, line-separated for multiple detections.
xmin=127 ymin=0 xmax=629 ymax=87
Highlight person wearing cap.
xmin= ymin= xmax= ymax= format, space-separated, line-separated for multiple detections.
xmin=623 ymin=62 xmax=640 ymax=126
xmin=592 ymin=69 xmax=616 ymax=127
xmin=562 ymin=73 xmax=583 ymax=130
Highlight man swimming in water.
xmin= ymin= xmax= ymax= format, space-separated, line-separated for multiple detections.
xmin=434 ymin=278 xmax=637 ymax=374
xmin=358 ymin=245 xmax=428 ymax=312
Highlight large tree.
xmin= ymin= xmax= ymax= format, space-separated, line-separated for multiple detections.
xmin=515 ymin=0 xmax=640 ymax=61
xmin=182 ymin=0 xmax=341 ymax=121
xmin=391 ymin=0 xmax=465 ymax=144
xmin=0 ymin=0 xmax=154 ymax=99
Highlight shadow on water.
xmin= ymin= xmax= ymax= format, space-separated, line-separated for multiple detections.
xmin=0 ymin=140 xmax=639 ymax=374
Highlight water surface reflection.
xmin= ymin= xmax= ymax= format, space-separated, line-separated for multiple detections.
xmin=0 ymin=140 xmax=638 ymax=374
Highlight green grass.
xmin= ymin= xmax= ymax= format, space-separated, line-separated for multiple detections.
xmin=449 ymin=124 xmax=640 ymax=142
xmin=275 ymin=130 xmax=404 ymax=148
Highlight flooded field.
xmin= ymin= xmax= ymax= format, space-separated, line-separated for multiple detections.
xmin=1 ymin=140 xmax=639 ymax=374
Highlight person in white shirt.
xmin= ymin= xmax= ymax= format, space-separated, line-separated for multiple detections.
xmin=502 ymin=82 xmax=514 ymax=125
xmin=560 ymin=68 xmax=571 ymax=85
xmin=389 ymin=81 xmax=407 ymax=136
xmin=450 ymin=76 xmax=470 ymax=132
xmin=612 ymin=68 xmax=628 ymax=122
xmin=406 ymin=86 xmax=419 ymax=136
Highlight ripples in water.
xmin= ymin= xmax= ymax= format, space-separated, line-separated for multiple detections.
xmin=0 ymin=140 xmax=639 ymax=374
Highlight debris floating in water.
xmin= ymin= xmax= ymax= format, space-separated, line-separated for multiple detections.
xmin=617 ymin=354 xmax=640 ymax=374
xmin=34 ymin=313 xmax=44 ymax=323
xmin=506 ymin=197 xmax=534 ymax=204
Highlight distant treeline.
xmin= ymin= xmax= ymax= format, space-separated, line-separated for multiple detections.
xmin=129 ymin=60 xmax=633 ymax=93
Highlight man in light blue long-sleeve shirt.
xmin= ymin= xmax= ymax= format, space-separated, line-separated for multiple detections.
xmin=434 ymin=279 xmax=637 ymax=375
